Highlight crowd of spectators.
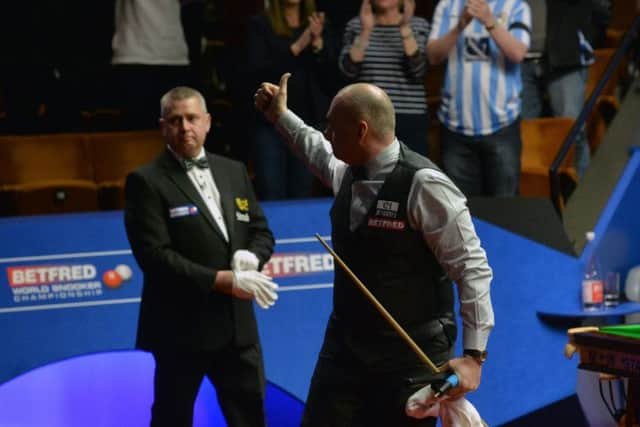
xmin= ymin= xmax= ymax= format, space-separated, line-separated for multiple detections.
xmin=1 ymin=0 xmax=632 ymax=202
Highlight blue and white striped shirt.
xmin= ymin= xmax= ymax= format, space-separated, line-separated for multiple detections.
xmin=429 ymin=0 xmax=531 ymax=136
xmin=340 ymin=17 xmax=431 ymax=115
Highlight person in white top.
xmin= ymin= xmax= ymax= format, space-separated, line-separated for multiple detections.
xmin=111 ymin=0 xmax=191 ymax=129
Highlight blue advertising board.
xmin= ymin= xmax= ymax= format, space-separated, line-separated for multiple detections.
xmin=3 ymin=166 xmax=640 ymax=427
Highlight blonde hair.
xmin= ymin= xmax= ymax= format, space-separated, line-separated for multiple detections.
xmin=266 ymin=0 xmax=317 ymax=37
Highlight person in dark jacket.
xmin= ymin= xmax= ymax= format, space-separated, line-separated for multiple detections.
xmin=254 ymin=73 xmax=494 ymax=426
xmin=247 ymin=0 xmax=337 ymax=200
xmin=339 ymin=0 xmax=431 ymax=156
xmin=124 ymin=86 xmax=278 ymax=427
xmin=521 ymin=0 xmax=605 ymax=177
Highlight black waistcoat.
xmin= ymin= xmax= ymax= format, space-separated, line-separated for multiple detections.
xmin=329 ymin=144 xmax=455 ymax=359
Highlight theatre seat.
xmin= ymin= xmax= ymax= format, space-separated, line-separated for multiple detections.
xmin=0 ymin=133 xmax=94 ymax=183
xmin=0 ymin=133 xmax=99 ymax=216
xmin=587 ymin=96 xmax=619 ymax=154
xmin=585 ymin=48 xmax=621 ymax=110
xmin=1 ymin=181 xmax=99 ymax=216
xmin=520 ymin=118 xmax=578 ymax=208
xmin=89 ymin=130 xmax=164 ymax=210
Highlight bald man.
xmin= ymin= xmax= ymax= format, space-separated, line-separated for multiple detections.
xmin=255 ymin=74 xmax=494 ymax=427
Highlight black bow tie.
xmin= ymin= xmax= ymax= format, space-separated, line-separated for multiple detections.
xmin=182 ymin=157 xmax=209 ymax=171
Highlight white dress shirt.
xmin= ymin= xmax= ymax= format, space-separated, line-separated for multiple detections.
xmin=276 ymin=110 xmax=494 ymax=351
xmin=169 ymin=146 xmax=229 ymax=242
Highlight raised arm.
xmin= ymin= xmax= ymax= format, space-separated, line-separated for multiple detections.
xmin=254 ymin=73 xmax=347 ymax=193
xmin=426 ymin=2 xmax=472 ymax=65
xmin=467 ymin=0 xmax=529 ymax=63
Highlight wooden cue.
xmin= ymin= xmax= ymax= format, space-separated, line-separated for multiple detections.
xmin=315 ymin=233 xmax=443 ymax=374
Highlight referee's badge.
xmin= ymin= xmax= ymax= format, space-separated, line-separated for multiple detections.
xmin=235 ymin=197 xmax=249 ymax=212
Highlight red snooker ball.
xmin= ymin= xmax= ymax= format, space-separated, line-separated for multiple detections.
xmin=103 ymin=270 xmax=123 ymax=288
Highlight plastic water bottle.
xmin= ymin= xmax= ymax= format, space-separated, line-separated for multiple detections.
xmin=582 ymin=231 xmax=604 ymax=310
xmin=625 ymin=265 xmax=640 ymax=302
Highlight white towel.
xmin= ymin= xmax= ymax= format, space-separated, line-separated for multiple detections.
xmin=406 ymin=384 xmax=486 ymax=427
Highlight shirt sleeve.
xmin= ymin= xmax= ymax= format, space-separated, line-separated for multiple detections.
xmin=405 ymin=18 xmax=430 ymax=81
xmin=508 ymin=0 xmax=532 ymax=47
xmin=428 ymin=0 xmax=450 ymax=41
xmin=275 ymin=110 xmax=348 ymax=195
xmin=407 ymin=168 xmax=494 ymax=350
xmin=338 ymin=18 xmax=361 ymax=80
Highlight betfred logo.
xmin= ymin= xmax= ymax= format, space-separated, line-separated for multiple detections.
xmin=262 ymin=253 xmax=334 ymax=278
xmin=367 ymin=217 xmax=406 ymax=231
xmin=7 ymin=264 xmax=97 ymax=287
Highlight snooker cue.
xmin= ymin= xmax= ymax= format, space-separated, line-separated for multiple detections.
xmin=315 ymin=233 xmax=443 ymax=374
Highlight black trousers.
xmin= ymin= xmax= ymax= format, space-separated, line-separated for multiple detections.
xmin=440 ymin=119 xmax=522 ymax=197
xmin=300 ymin=321 xmax=452 ymax=427
xmin=150 ymin=344 xmax=266 ymax=427
xmin=111 ymin=64 xmax=190 ymax=130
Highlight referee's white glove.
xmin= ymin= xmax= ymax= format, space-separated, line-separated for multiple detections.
xmin=232 ymin=271 xmax=278 ymax=309
xmin=231 ymin=250 xmax=261 ymax=271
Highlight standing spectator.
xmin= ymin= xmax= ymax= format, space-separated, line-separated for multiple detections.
xmin=111 ymin=0 xmax=191 ymax=129
xmin=124 ymin=86 xmax=278 ymax=426
xmin=521 ymin=0 xmax=600 ymax=178
xmin=591 ymin=0 xmax=612 ymax=48
xmin=247 ymin=0 xmax=336 ymax=200
xmin=180 ymin=0 xmax=206 ymax=90
xmin=339 ymin=0 xmax=431 ymax=156
xmin=427 ymin=0 xmax=531 ymax=197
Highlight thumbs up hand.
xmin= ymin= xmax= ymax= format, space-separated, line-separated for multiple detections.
xmin=254 ymin=72 xmax=291 ymax=124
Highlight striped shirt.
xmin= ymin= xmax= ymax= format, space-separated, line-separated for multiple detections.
xmin=429 ymin=0 xmax=531 ymax=136
xmin=339 ymin=17 xmax=430 ymax=115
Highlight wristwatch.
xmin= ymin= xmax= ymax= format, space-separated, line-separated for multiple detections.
xmin=463 ymin=349 xmax=488 ymax=365
xmin=485 ymin=20 xmax=496 ymax=32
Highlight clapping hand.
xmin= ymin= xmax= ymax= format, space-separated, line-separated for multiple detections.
xmin=291 ymin=27 xmax=312 ymax=56
xmin=466 ymin=0 xmax=493 ymax=27
xmin=308 ymin=12 xmax=325 ymax=41
xmin=457 ymin=4 xmax=473 ymax=32
xmin=401 ymin=0 xmax=415 ymax=26
xmin=360 ymin=0 xmax=375 ymax=32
